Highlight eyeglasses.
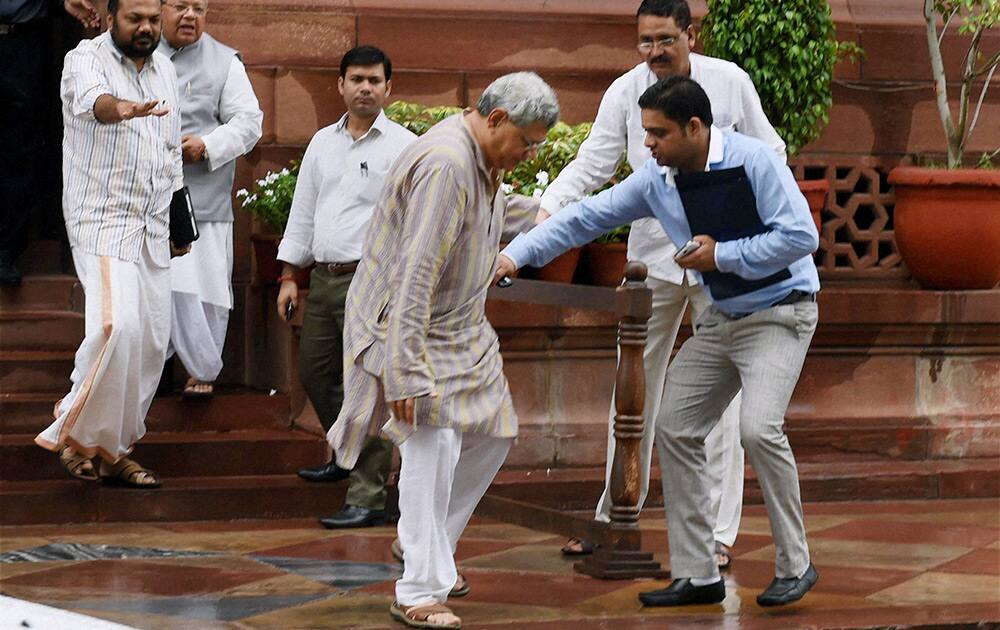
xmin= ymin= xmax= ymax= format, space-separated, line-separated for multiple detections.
xmin=637 ymin=35 xmax=682 ymax=53
xmin=164 ymin=2 xmax=206 ymax=16
xmin=518 ymin=128 xmax=547 ymax=151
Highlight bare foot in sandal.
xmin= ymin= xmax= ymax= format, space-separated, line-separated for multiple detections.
xmin=561 ymin=537 xmax=594 ymax=556
xmin=59 ymin=446 xmax=98 ymax=481
xmin=715 ymin=541 xmax=733 ymax=570
xmin=182 ymin=378 xmax=214 ymax=399
xmin=390 ymin=601 xmax=461 ymax=629
xmin=100 ymin=457 xmax=162 ymax=488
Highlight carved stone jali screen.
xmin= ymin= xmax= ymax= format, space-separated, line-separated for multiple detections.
xmin=795 ymin=161 xmax=908 ymax=282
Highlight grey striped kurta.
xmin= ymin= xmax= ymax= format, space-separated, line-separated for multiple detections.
xmin=328 ymin=113 xmax=518 ymax=469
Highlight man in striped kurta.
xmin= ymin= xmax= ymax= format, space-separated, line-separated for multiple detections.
xmin=35 ymin=0 xmax=186 ymax=488
xmin=328 ymin=72 xmax=559 ymax=629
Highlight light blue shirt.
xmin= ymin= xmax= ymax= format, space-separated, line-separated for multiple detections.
xmin=503 ymin=129 xmax=820 ymax=316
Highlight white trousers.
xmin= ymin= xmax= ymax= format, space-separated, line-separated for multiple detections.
xmin=595 ymin=276 xmax=745 ymax=547
xmin=167 ymin=221 xmax=233 ymax=382
xmin=395 ymin=426 xmax=512 ymax=607
xmin=167 ymin=293 xmax=229 ymax=382
xmin=35 ymin=244 xmax=170 ymax=463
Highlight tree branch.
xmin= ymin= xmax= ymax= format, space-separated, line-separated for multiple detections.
xmin=968 ymin=61 xmax=998 ymax=142
xmin=925 ymin=0 xmax=961 ymax=167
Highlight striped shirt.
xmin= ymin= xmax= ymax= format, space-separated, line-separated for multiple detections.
xmin=329 ymin=113 xmax=517 ymax=468
xmin=61 ymin=32 xmax=183 ymax=268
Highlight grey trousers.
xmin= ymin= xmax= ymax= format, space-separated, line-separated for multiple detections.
xmin=656 ymin=300 xmax=818 ymax=579
xmin=595 ymin=276 xmax=745 ymax=548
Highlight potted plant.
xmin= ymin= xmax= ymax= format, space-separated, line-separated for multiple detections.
xmin=887 ymin=0 xmax=1000 ymax=290
xmin=700 ymin=0 xmax=863 ymax=232
xmin=237 ymin=162 xmax=310 ymax=286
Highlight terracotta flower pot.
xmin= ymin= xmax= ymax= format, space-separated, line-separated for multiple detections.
xmin=250 ymin=234 xmax=311 ymax=287
xmin=584 ymin=242 xmax=629 ymax=286
xmin=797 ymin=179 xmax=828 ymax=233
xmin=535 ymin=247 xmax=582 ymax=283
xmin=888 ymin=167 xmax=1000 ymax=290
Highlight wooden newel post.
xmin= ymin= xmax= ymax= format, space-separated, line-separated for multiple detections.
xmin=576 ymin=261 xmax=669 ymax=579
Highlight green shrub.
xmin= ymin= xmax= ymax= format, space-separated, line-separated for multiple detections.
xmin=701 ymin=0 xmax=862 ymax=155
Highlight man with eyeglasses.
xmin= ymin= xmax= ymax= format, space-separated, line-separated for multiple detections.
xmin=538 ymin=0 xmax=786 ymax=568
xmin=158 ymin=0 xmax=263 ymax=399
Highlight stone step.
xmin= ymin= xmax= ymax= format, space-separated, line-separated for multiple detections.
xmin=0 ymin=310 xmax=85 ymax=351
xmin=0 ymin=351 xmax=74 ymax=394
xmin=1 ymin=428 xmax=328 ymax=481
xmin=488 ymin=458 xmax=1000 ymax=512
xmin=0 ymin=474 xmax=361 ymax=526
xmin=0 ymin=274 xmax=80 ymax=312
xmin=0 ymin=389 xmax=293 ymax=434
xmin=507 ymin=412 xmax=1000 ymax=471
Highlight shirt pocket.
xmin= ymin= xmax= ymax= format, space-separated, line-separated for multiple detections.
xmin=358 ymin=166 xmax=390 ymax=205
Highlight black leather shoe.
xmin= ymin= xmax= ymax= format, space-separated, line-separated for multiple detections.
xmin=297 ymin=458 xmax=351 ymax=483
xmin=319 ymin=505 xmax=387 ymax=529
xmin=0 ymin=253 xmax=21 ymax=286
xmin=756 ymin=563 xmax=819 ymax=607
xmin=639 ymin=578 xmax=726 ymax=606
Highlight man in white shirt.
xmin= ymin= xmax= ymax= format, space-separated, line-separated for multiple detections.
xmin=36 ymin=0 xmax=189 ymax=488
xmin=540 ymin=0 xmax=786 ymax=564
xmin=277 ymin=46 xmax=416 ymax=529
xmin=158 ymin=0 xmax=263 ymax=398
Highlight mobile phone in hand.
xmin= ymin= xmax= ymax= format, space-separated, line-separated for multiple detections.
xmin=285 ymin=301 xmax=295 ymax=321
xmin=673 ymin=239 xmax=701 ymax=261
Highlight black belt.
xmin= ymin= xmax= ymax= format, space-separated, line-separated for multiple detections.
xmin=772 ymin=289 xmax=817 ymax=307
xmin=317 ymin=261 xmax=359 ymax=276
xmin=725 ymin=290 xmax=816 ymax=320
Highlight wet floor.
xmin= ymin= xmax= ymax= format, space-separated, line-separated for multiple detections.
xmin=1 ymin=498 xmax=997 ymax=629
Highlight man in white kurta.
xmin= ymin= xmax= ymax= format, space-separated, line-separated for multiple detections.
xmin=538 ymin=0 xmax=786 ymax=563
xmin=329 ymin=73 xmax=559 ymax=629
xmin=35 ymin=0 xmax=186 ymax=487
xmin=158 ymin=0 xmax=263 ymax=396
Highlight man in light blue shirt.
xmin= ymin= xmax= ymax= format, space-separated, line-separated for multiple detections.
xmin=497 ymin=77 xmax=820 ymax=608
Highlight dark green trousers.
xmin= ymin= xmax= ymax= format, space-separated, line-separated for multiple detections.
xmin=299 ymin=266 xmax=393 ymax=510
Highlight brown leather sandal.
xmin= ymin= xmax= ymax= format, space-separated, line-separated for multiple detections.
xmin=59 ymin=446 xmax=98 ymax=481
xmin=561 ymin=537 xmax=594 ymax=556
xmin=715 ymin=541 xmax=733 ymax=570
xmin=389 ymin=539 xmax=469 ymax=598
xmin=389 ymin=601 xmax=461 ymax=629
xmin=450 ymin=572 xmax=470 ymax=598
xmin=100 ymin=457 xmax=162 ymax=488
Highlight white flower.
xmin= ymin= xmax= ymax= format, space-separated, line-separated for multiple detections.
xmin=256 ymin=179 xmax=266 ymax=187
xmin=236 ymin=188 xmax=249 ymax=197
xmin=500 ymin=183 xmax=514 ymax=195
xmin=532 ymin=188 xmax=543 ymax=199
xmin=280 ymin=168 xmax=290 ymax=176
xmin=535 ymin=170 xmax=549 ymax=186
xmin=265 ymin=189 xmax=274 ymax=196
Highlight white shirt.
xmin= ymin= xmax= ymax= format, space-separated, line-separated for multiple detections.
xmin=278 ymin=111 xmax=417 ymax=266
xmin=161 ymin=43 xmax=263 ymax=173
xmin=61 ymin=32 xmax=183 ymax=268
xmin=539 ymin=54 xmax=786 ymax=284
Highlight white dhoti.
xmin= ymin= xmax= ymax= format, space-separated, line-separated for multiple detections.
xmin=395 ymin=426 xmax=512 ymax=607
xmin=35 ymin=243 xmax=170 ymax=463
xmin=167 ymin=221 xmax=233 ymax=382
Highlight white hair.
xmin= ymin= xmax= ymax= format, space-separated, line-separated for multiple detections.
xmin=476 ymin=72 xmax=560 ymax=129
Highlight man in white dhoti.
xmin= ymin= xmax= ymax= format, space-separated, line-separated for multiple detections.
xmin=328 ymin=72 xmax=559 ymax=629
xmin=35 ymin=0 xmax=188 ymax=487
xmin=158 ymin=0 xmax=263 ymax=397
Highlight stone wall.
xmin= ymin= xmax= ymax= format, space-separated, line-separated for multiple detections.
xmin=215 ymin=0 xmax=999 ymax=387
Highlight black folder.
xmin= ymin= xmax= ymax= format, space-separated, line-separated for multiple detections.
xmin=169 ymin=186 xmax=199 ymax=248
xmin=674 ymin=166 xmax=790 ymax=300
